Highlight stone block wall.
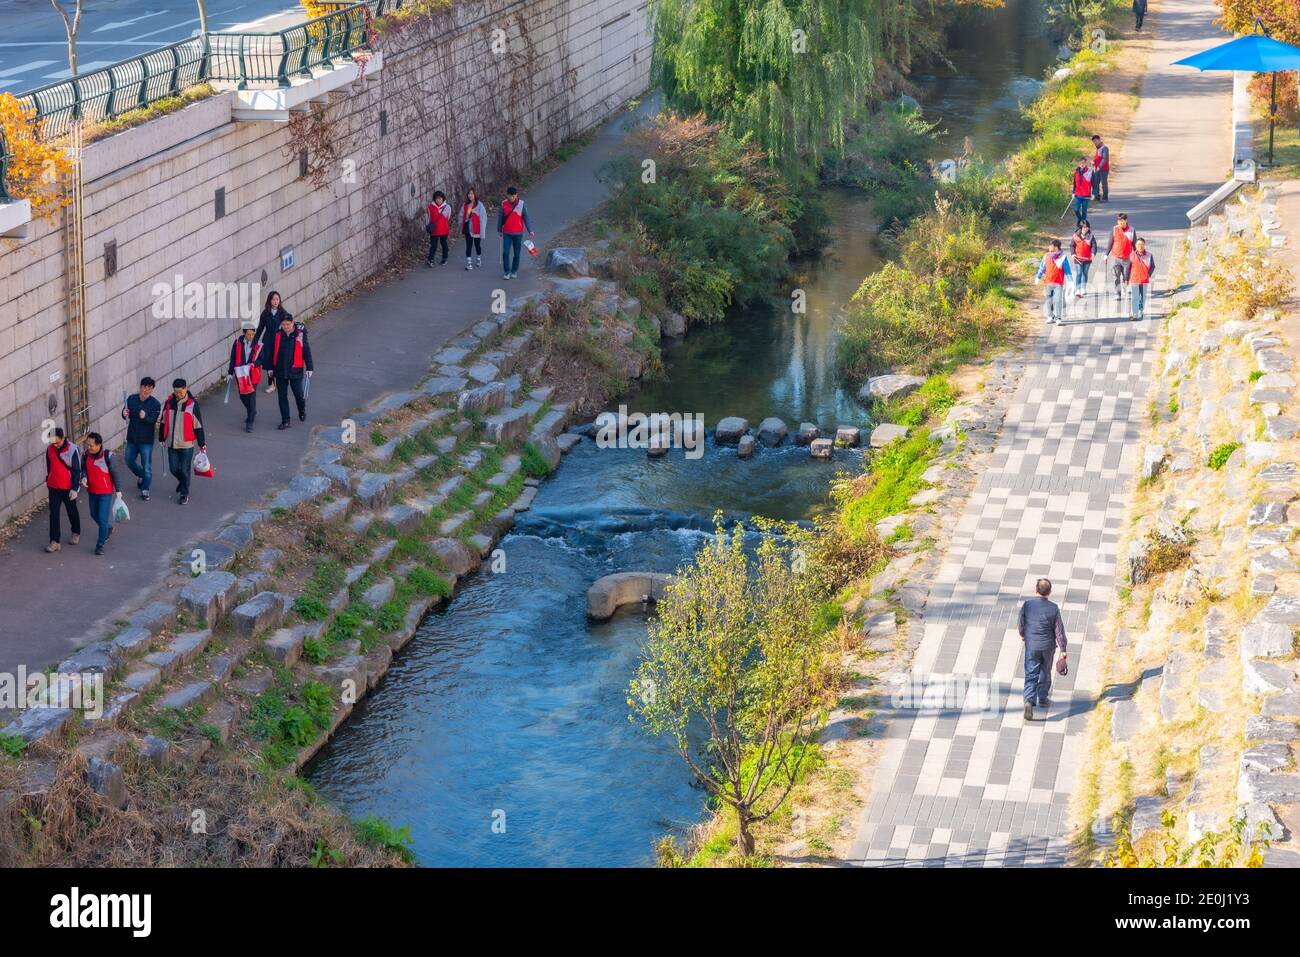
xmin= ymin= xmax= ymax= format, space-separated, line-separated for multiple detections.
xmin=0 ymin=0 xmax=651 ymax=523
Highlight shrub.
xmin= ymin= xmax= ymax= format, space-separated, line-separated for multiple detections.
xmin=356 ymin=815 xmax=415 ymax=863
xmin=1207 ymin=442 xmax=1241 ymax=470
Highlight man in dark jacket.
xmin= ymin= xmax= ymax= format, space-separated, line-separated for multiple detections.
xmin=1017 ymin=578 xmax=1068 ymax=720
xmin=121 ymin=375 xmax=161 ymax=500
xmin=44 ymin=427 xmax=82 ymax=552
xmin=1133 ymin=0 xmax=1147 ymax=30
xmin=264 ymin=314 xmax=313 ymax=429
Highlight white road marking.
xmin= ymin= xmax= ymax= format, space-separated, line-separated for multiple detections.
xmin=94 ymin=11 xmax=169 ymax=34
xmin=0 ymin=60 xmax=55 ymax=77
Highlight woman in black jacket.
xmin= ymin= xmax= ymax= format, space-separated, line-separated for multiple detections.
xmin=255 ymin=291 xmax=290 ymax=393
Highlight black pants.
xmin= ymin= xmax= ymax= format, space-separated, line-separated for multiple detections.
xmin=1135 ymin=10 xmax=1144 ymax=29
xmin=48 ymin=487 xmax=80 ymax=543
xmin=239 ymin=389 xmax=256 ymax=425
xmin=464 ymin=229 xmax=482 ymax=258
xmin=276 ymin=374 xmax=306 ymax=423
xmin=168 ymin=446 xmax=194 ymax=497
xmin=426 ymin=234 xmax=448 ymax=263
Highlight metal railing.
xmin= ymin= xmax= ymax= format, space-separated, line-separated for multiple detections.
xmin=2 ymin=0 xmax=398 ymax=145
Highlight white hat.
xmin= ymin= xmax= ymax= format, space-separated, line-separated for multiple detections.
xmin=240 ymin=319 xmax=257 ymax=330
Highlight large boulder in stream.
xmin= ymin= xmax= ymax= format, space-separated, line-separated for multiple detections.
xmin=587 ymin=572 xmax=673 ymax=620
xmin=861 ymin=374 xmax=925 ymax=403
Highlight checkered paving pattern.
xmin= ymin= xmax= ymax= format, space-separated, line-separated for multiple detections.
xmin=849 ymin=242 xmax=1166 ymax=867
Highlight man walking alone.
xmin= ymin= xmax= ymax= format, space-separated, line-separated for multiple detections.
xmin=1133 ymin=0 xmax=1147 ymax=30
xmin=498 ymin=185 xmax=534 ymax=280
xmin=1018 ymin=578 xmax=1068 ymax=720
xmin=44 ymin=427 xmax=82 ymax=553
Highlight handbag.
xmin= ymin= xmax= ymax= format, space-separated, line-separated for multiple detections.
xmin=1056 ymin=654 xmax=1068 ymax=676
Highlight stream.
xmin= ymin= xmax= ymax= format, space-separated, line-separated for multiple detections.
xmin=306 ymin=0 xmax=1058 ymax=867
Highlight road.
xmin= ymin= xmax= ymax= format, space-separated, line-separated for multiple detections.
xmin=0 ymin=0 xmax=302 ymax=92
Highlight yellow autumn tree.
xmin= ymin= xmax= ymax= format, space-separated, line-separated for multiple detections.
xmin=0 ymin=93 xmax=72 ymax=221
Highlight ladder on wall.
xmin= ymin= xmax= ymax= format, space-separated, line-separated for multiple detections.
xmin=63 ymin=119 xmax=89 ymax=439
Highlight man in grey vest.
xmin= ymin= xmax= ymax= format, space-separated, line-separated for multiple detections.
xmin=1017 ymin=578 xmax=1068 ymax=720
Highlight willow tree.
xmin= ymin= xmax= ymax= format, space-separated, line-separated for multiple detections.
xmin=651 ymin=0 xmax=914 ymax=167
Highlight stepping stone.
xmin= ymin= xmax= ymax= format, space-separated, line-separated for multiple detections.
xmin=169 ymin=630 xmax=211 ymax=667
xmin=1260 ymin=462 xmax=1299 ymax=482
xmin=795 ymin=423 xmax=819 ymax=446
xmin=756 ymin=418 xmax=787 ymax=447
xmin=270 ymin=473 xmax=331 ymax=510
xmin=809 ymin=438 xmax=834 ymax=460
xmin=1245 ymin=714 xmax=1300 ymax=741
xmin=1241 ymin=622 xmax=1294 ymax=660
xmin=870 ymin=424 xmax=909 ymax=448
xmin=362 ymin=578 xmax=395 ymax=608
xmin=713 ymin=417 xmax=749 ymax=445
xmin=835 ymin=426 xmax=861 ymax=448
xmin=112 ymin=626 xmax=156 ymax=658
xmin=1 ymin=707 xmax=76 ymax=745
xmin=1111 ymin=698 xmax=1141 ymax=742
xmin=264 ymin=629 xmax=303 ymax=666
xmin=736 ymin=435 xmax=757 ymax=459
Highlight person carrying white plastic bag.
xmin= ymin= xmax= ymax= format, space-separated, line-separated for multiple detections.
xmin=82 ymin=432 xmax=122 ymax=556
xmin=112 ymin=492 xmax=130 ymax=523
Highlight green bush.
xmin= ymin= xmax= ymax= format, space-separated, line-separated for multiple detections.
xmin=1207 ymin=442 xmax=1241 ymax=470
xmin=356 ymin=815 xmax=415 ymax=863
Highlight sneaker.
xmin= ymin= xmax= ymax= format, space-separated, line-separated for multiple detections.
xmin=94 ymin=544 xmax=104 ymax=556
xmin=179 ymin=495 xmax=189 ymax=506
xmin=475 ymin=256 xmax=482 ymax=266
xmin=45 ymin=541 xmax=60 ymax=553
xmin=466 ymin=260 xmax=473 ymax=270
xmin=1023 ymin=703 xmax=1034 ymax=721
xmin=245 ymin=422 xmax=254 ymax=433
xmin=510 ymin=272 xmax=518 ymax=279
xmin=278 ymin=421 xmax=290 ymax=430
xmin=425 ymin=260 xmax=434 ymax=269
xmin=69 ymin=533 xmax=80 ymax=545
xmin=504 ymin=272 xmax=511 ymax=279
xmin=299 ymin=411 xmax=306 ymax=422
xmin=140 ymin=489 xmax=150 ymax=500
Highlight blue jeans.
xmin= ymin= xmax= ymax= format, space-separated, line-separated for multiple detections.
xmin=125 ymin=440 xmax=153 ymax=491
xmin=1043 ymin=284 xmax=1064 ymax=322
xmin=502 ymin=233 xmax=522 ymax=274
xmin=1131 ymin=283 xmax=1148 ymax=319
xmin=88 ymin=492 xmax=113 ymax=548
xmin=1074 ymin=259 xmax=1091 ymax=289
xmin=1024 ymin=646 xmax=1055 ymax=705
xmin=1073 ymin=195 xmax=1089 ymax=226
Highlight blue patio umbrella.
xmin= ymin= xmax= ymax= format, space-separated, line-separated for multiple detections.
xmin=1173 ymin=23 xmax=1300 ymax=166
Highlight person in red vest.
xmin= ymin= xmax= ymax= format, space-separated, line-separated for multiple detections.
xmin=1070 ymin=157 xmax=1093 ymax=228
xmin=1034 ymin=238 xmax=1073 ymax=325
xmin=1128 ymin=237 xmax=1156 ymax=321
xmin=1104 ymin=212 xmax=1136 ymax=304
xmin=225 ymin=320 xmax=263 ymax=433
xmin=1070 ymin=219 xmax=1098 ymax=299
xmin=159 ymin=378 xmax=206 ymax=506
xmin=44 ymin=426 xmax=82 ymax=553
xmin=1091 ymin=135 xmax=1110 ymax=203
xmin=461 ymin=186 xmax=488 ymax=270
xmin=82 ymin=432 xmax=121 ymax=555
xmin=497 ymin=185 xmax=534 ymax=279
xmin=264 ymin=313 xmax=313 ymax=429
xmin=425 ymin=190 xmax=453 ymax=267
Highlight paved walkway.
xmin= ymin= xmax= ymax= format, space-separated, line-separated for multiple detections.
xmin=0 ymin=102 xmax=649 ymax=676
xmin=848 ymin=0 xmax=1231 ymax=866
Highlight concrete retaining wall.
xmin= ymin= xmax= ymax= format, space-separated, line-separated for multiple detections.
xmin=0 ymin=0 xmax=651 ymax=523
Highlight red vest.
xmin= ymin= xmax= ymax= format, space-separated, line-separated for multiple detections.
xmin=46 ymin=441 xmax=75 ymax=490
xmin=274 ymin=327 xmax=305 ymax=370
xmin=1073 ymin=168 xmax=1092 ymax=198
xmin=1094 ymin=146 xmax=1109 ymax=172
xmin=1129 ymin=251 xmax=1152 ymax=285
xmin=427 ymin=203 xmax=451 ymax=236
xmin=233 ymin=336 xmax=262 ymax=394
xmin=502 ymin=199 xmax=525 ymax=233
xmin=160 ymin=396 xmax=198 ymax=443
xmin=1111 ymin=224 xmax=1134 ymax=259
xmin=1073 ymin=234 xmax=1093 ymax=262
xmin=462 ymin=203 xmax=480 ymax=233
xmin=85 ymin=449 xmax=114 ymax=495
xmin=1042 ymin=253 xmax=1066 ymax=285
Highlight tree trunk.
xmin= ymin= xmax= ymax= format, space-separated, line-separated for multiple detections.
xmin=736 ymin=812 xmax=756 ymax=857
xmin=66 ymin=36 xmax=76 ymax=75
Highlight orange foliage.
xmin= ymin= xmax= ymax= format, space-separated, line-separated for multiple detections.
xmin=0 ymin=93 xmax=72 ymax=221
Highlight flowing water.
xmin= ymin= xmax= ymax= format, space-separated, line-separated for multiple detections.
xmin=307 ymin=0 xmax=1058 ymax=866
